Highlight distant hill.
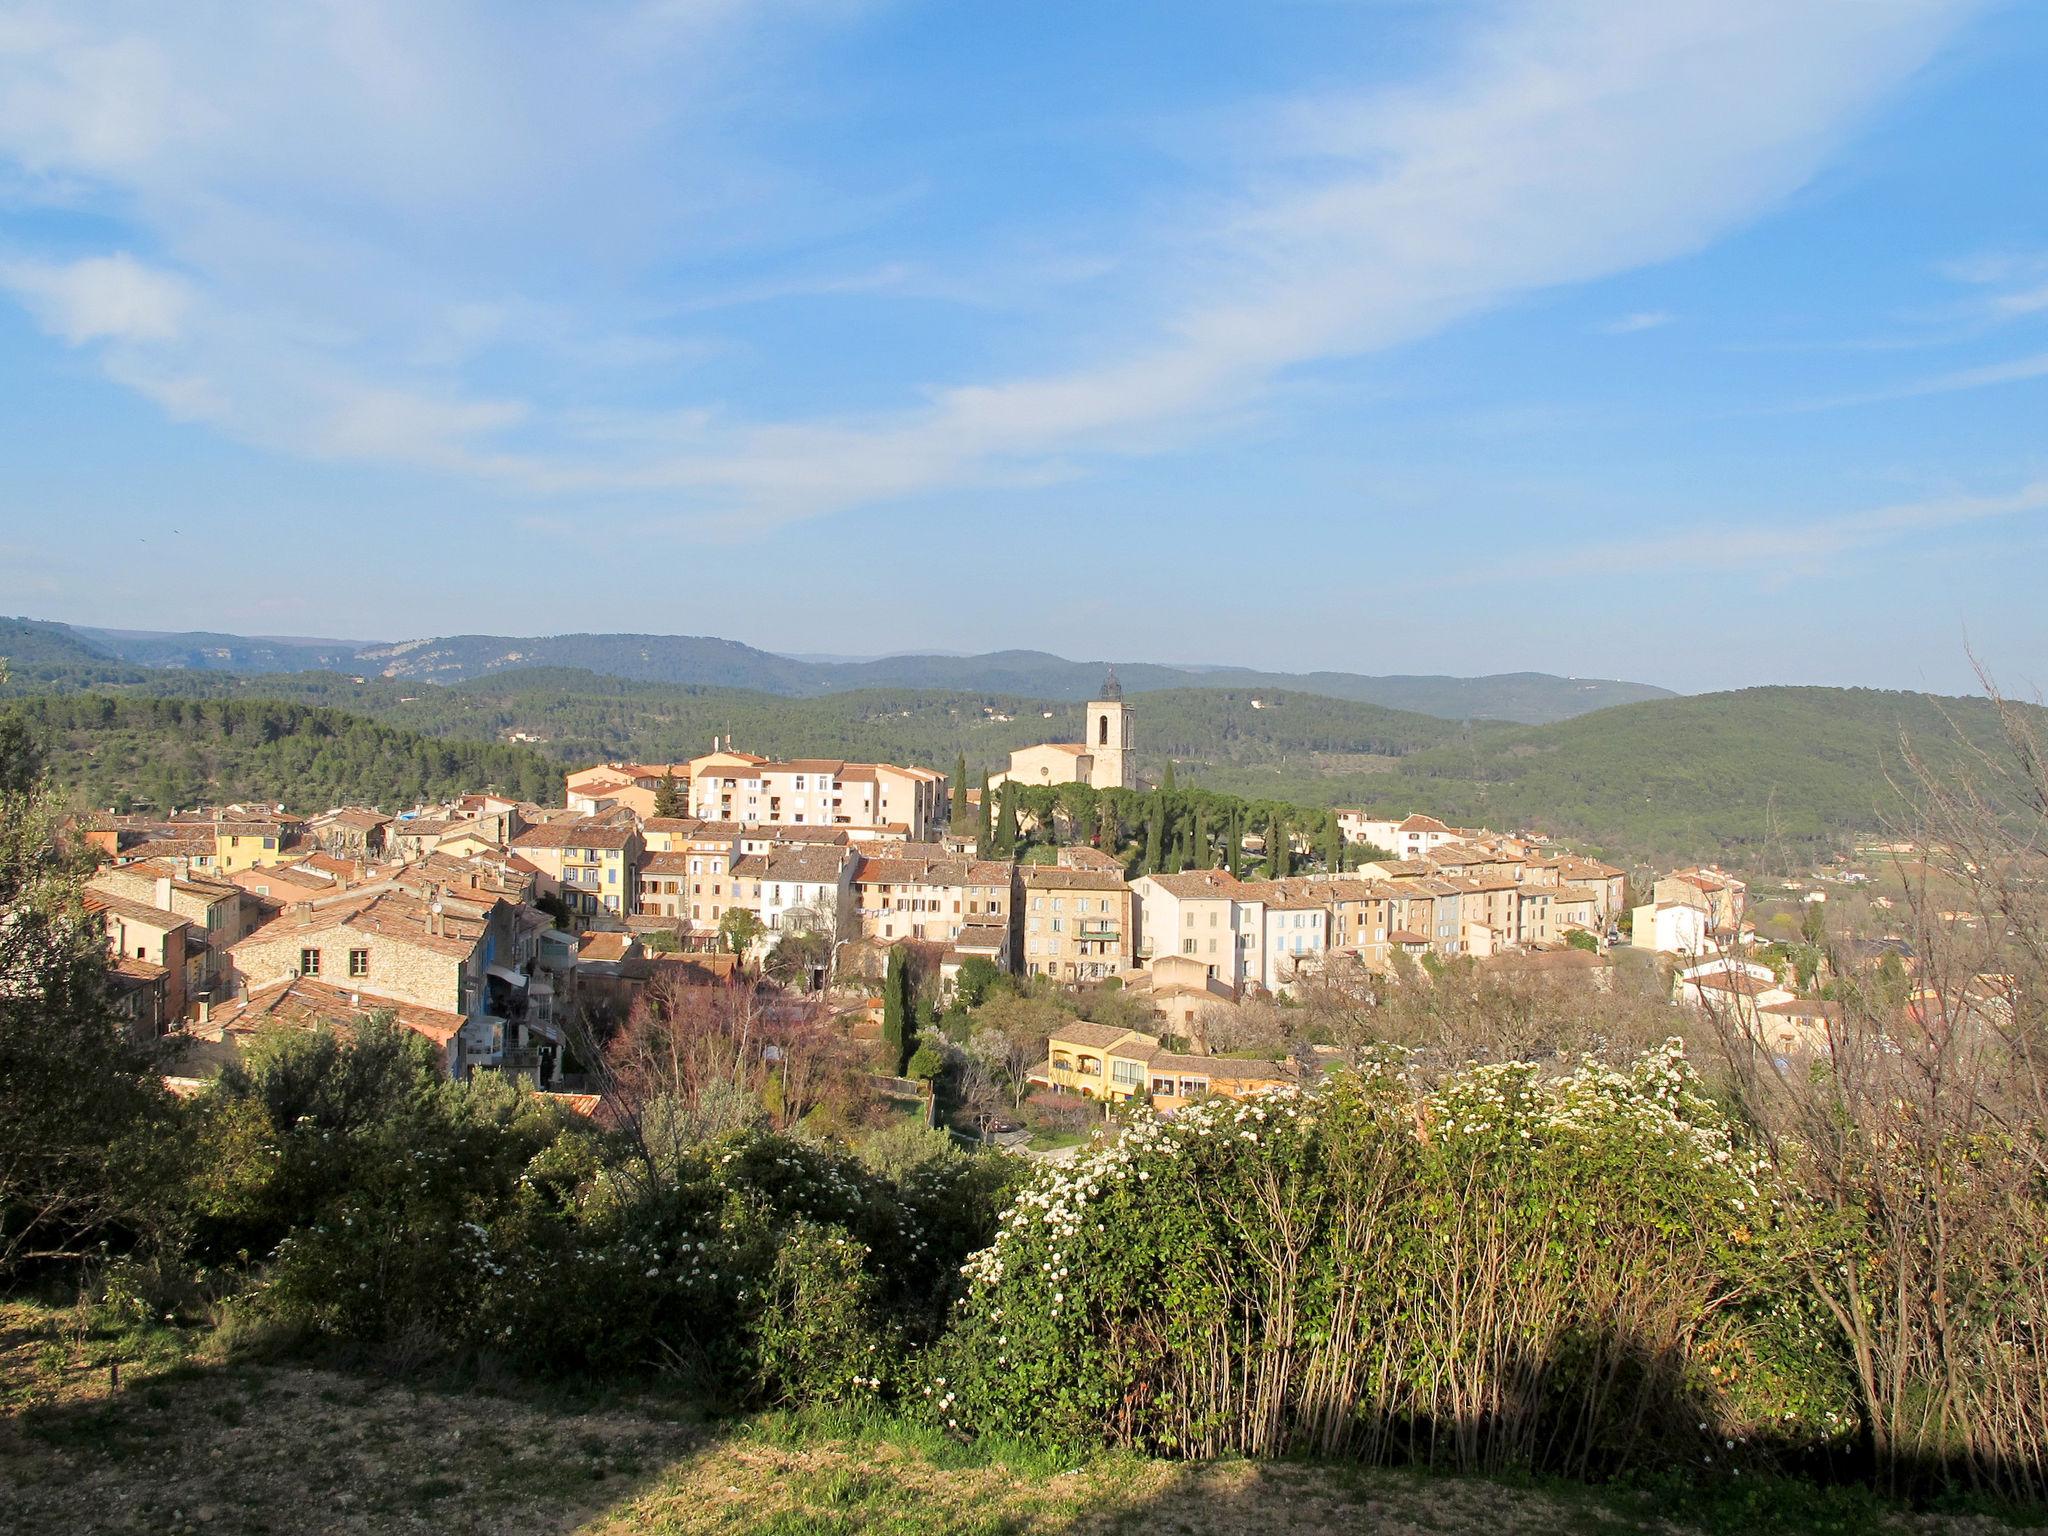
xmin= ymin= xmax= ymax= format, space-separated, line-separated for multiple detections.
xmin=73 ymin=626 xmax=371 ymax=674
xmin=1 ymin=616 xmax=116 ymax=668
xmin=16 ymin=619 xmax=1672 ymax=724
xmin=1194 ymin=686 xmax=2041 ymax=867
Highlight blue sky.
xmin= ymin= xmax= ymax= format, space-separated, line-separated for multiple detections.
xmin=1 ymin=0 xmax=2044 ymax=695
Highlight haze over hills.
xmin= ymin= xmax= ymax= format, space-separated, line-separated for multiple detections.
xmin=5 ymin=617 xmax=1673 ymax=725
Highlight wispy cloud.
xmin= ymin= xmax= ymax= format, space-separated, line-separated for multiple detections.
xmin=0 ymin=0 xmax=1982 ymax=527
xmin=1496 ymin=476 xmax=2048 ymax=584
xmin=1792 ymin=349 xmax=2048 ymax=411
xmin=1 ymin=253 xmax=191 ymax=343
xmin=1599 ymin=310 xmax=1674 ymax=334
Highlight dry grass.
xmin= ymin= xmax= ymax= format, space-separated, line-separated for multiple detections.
xmin=1 ymin=1301 xmax=2031 ymax=1536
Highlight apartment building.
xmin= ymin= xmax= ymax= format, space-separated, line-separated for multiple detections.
xmin=1019 ymin=865 xmax=1131 ymax=980
xmin=853 ymin=856 xmax=1015 ymax=947
xmin=509 ymin=818 xmax=644 ymax=926
xmin=730 ymin=844 xmax=858 ymax=941
xmin=1131 ymin=869 xmax=1255 ymax=991
xmin=687 ymin=754 xmax=946 ymax=839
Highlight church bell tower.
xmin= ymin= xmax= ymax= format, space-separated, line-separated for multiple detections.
xmin=1086 ymin=667 xmax=1135 ymax=790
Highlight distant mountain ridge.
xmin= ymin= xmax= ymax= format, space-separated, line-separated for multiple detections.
xmin=6 ymin=618 xmax=1676 ymax=724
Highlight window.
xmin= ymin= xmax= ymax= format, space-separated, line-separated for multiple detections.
xmin=1183 ymin=938 xmax=1196 ymax=955
xmin=1112 ymin=1060 xmax=1141 ymax=1087
xmin=1098 ymin=713 xmax=1109 ymax=746
xmin=348 ymin=949 xmax=369 ymax=978
xmin=300 ymin=948 xmax=321 ymax=976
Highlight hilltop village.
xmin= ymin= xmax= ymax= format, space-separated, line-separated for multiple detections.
xmin=66 ymin=672 xmax=1860 ymax=1123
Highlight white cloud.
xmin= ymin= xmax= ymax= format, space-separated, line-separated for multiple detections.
xmin=1600 ymin=310 xmax=1674 ymax=334
xmin=0 ymin=0 xmax=1982 ymax=525
xmin=2 ymin=252 xmax=190 ymax=343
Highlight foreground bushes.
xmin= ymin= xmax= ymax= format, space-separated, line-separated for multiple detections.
xmin=931 ymin=1044 xmax=1853 ymax=1476
xmin=186 ymin=1018 xmax=1020 ymax=1405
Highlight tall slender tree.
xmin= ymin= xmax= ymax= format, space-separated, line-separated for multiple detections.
xmin=977 ymin=772 xmax=993 ymax=852
xmin=993 ymin=784 xmax=1019 ymax=858
xmin=1161 ymin=760 xmax=1177 ymax=793
xmin=881 ymin=945 xmax=912 ymax=1076
xmin=1268 ymin=812 xmax=1290 ymax=879
xmin=951 ymin=754 xmax=969 ymax=826
xmin=1322 ymin=810 xmax=1343 ymax=872
xmin=1143 ymin=796 xmax=1164 ymax=875
xmin=1228 ymin=812 xmax=1245 ymax=879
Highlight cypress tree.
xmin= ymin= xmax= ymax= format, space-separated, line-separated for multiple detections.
xmin=882 ymin=946 xmax=910 ymax=1076
xmin=977 ymin=773 xmax=993 ymax=852
xmin=1268 ymin=813 xmax=1290 ymax=879
xmin=1322 ymin=810 xmax=1343 ymax=872
xmin=1228 ymin=813 xmax=1245 ymax=879
xmin=1161 ymin=760 xmax=1177 ymax=793
xmin=994 ymin=784 xmax=1019 ymax=857
xmin=1143 ymin=797 xmax=1163 ymax=874
xmin=1194 ymin=808 xmax=1210 ymax=868
xmin=952 ymin=754 xmax=969 ymax=826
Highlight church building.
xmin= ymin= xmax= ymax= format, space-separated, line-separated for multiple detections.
xmin=987 ymin=669 xmax=1136 ymax=792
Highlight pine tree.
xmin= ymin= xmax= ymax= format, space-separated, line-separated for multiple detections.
xmin=977 ymin=773 xmax=993 ymax=852
xmin=951 ymin=754 xmax=969 ymax=826
xmin=1268 ymin=813 xmax=1290 ymax=879
xmin=653 ymin=768 xmax=682 ymax=818
xmin=882 ymin=946 xmax=911 ymax=1076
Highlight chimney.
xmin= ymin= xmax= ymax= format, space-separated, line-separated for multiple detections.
xmin=154 ymin=876 xmax=174 ymax=910
xmin=198 ymin=999 xmax=210 ymax=1025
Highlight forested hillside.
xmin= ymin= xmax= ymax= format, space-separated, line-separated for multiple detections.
xmin=9 ymin=668 xmax=2026 ymax=868
xmin=11 ymin=695 xmax=559 ymax=812
xmin=1198 ymin=687 xmax=2039 ymax=865
xmin=2 ymin=667 xmax=1474 ymax=779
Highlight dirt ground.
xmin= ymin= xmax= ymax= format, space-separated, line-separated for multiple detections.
xmin=0 ymin=1302 xmax=2023 ymax=1536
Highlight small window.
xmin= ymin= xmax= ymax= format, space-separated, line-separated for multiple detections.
xmin=348 ymin=949 xmax=369 ymax=978
xmin=300 ymin=948 xmax=321 ymax=977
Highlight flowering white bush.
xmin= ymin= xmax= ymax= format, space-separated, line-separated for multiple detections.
xmin=929 ymin=1042 xmax=1849 ymax=1472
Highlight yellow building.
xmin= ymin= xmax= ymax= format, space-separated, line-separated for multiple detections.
xmin=1043 ymin=1020 xmax=1297 ymax=1111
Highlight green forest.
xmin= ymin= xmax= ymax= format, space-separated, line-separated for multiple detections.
xmin=8 ymin=694 xmax=559 ymax=813
xmin=1200 ymin=686 xmax=2042 ymax=865
xmin=4 ymin=652 xmax=2031 ymax=868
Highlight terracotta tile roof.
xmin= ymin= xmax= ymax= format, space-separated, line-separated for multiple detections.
xmin=209 ymin=975 xmax=466 ymax=1047
xmin=512 ymin=820 xmax=637 ymax=851
xmin=1052 ymin=1022 xmax=1144 ymax=1050
xmin=577 ymin=931 xmax=633 ymax=963
xmin=1145 ymin=870 xmax=1245 ymax=899
xmin=760 ymin=846 xmax=852 ymax=884
xmin=638 ymin=851 xmax=695 ymax=876
xmin=231 ymin=889 xmax=482 ymax=960
xmin=1020 ymin=865 xmax=1125 ymax=892
xmin=83 ymin=890 xmax=191 ymax=931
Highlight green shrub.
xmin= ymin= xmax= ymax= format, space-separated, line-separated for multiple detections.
xmin=929 ymin=1043 xmax=1850 ymax=1474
